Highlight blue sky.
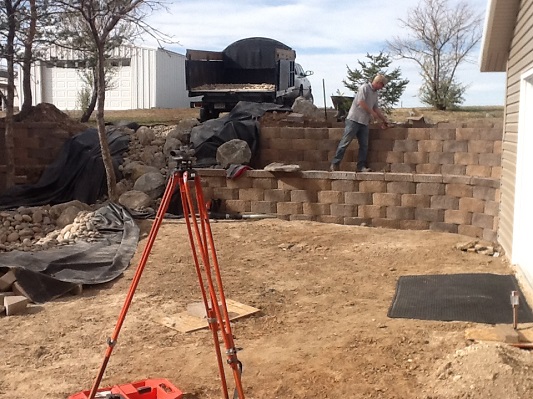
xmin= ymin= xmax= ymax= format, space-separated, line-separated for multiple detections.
xmin=144 ymin=0 xmax=505 ymax=108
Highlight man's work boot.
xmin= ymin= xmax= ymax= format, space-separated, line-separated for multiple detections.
xmin=330 ymin=163 xmax=340 ymax=172
xmin=356 ymin=167 xmax=373 ymax=172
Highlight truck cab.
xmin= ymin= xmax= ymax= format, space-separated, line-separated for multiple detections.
xmin=290 ymin=63 xmax=314 ymax=103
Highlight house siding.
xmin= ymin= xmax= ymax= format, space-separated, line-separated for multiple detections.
xmin=499 ymin=0 xmax=533 ymax=257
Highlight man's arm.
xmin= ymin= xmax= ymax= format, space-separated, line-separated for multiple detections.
xmin=373 ymin=107 xmax=389 ymax=125
xmin=357 ymin=99 xmax=374 ymax=116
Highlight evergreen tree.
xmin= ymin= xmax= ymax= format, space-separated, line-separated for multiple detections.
xmin=343 ymin=52 xmax=409 ymax=114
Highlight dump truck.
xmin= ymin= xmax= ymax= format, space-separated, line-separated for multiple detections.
xmin=186 ymin=37 xmax=313 ymax=122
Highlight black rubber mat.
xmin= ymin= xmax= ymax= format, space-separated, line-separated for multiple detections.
xmin=387 ymin=273 xmax=533 ymax=324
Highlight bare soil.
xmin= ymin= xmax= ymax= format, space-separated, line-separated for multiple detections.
xmin=2 ymin=105 xmax=531 ymax=399
xmin=1 ymin=218 xmax=533 ymax=399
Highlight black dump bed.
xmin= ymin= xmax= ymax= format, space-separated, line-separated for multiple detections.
xmin=186 ymin=37 xmax=296 ymax=91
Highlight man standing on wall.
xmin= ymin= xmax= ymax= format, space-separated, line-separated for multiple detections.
xmin=330 ymin=74 xmax=391 ymax=172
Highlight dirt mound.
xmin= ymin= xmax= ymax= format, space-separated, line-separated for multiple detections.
xmin=19 ymin=103 xmax=88 ymax=134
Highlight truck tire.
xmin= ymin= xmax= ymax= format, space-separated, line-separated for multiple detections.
xmin=200 ymin=107 xmax=220 ymax=122
xmin=199 ymin=107 xmax=208 ymax=122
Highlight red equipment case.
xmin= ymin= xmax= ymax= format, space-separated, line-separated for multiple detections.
xmin=68 ymin=378 xmax=183 ymax=399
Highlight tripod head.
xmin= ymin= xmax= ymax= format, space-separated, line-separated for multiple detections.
xmin=169 ymin=145 xmax=196 ymax=172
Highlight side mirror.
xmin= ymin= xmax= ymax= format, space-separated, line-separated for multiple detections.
xmin=305 ymin=70 xmax=314 ymax=77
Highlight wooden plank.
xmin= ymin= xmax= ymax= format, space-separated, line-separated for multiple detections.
xmin=160 ymin=299 xmax=260 ymax=333
xmin=465 ymin=323 xmax=533 ymax=343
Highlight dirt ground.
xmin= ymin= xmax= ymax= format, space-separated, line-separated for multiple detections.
xmin=2 ymin=218 xmax=533 ymax=399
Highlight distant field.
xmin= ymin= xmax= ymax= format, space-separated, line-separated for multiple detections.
xmin=3 ymin=105 xmax=504 ymax=125
xmin=389 ymin=105 xmax=504 ymax=124
xmin=89 ymin=105 xmax=504 ymax=125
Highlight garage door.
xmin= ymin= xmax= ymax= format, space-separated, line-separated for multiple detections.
xmin=42 ymin=66 xmax=84 ymax=110
xmin=42 ymin=65 xmax=133 ymax=110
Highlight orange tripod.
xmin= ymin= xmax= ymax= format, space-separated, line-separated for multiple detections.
xmin=84 ymin=147 xmax=245 ymax=399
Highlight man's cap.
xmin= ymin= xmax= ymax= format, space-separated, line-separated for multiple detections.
xmin=373 ymin=74 xmax=388 ymax=86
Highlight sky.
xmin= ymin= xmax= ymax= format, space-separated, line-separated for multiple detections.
xmin=143 ymin=0 xmax=505 ymax=109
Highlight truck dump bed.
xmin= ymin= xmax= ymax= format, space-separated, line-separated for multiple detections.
xmin=185 ymin=37 xmax=297 ymax=121
xmin=186 ymin=37 xmax=295 ymax=94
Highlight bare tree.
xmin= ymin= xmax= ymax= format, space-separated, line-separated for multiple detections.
xmin=1 ymin=0 xmax=56 ymax=187
xmin=54 ymin=11 xmax=129 ymax=122
xmin=387 ymin=0 xmax=483 ymax=110
xmin=55 ymin=0 xmax=171 ymax=201
xmin=0 ymin=0 xmax=21 ymax=189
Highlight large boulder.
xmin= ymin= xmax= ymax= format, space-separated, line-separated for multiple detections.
xmin=216 ymin=139 xmax=252 ymax=168
xmin=133 ymin=172 xmax=166 ymax=200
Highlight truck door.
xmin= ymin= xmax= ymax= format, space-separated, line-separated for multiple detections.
xmin=277 ymin=60 xmax=294 ymax=91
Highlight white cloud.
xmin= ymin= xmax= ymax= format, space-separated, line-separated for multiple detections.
xmin=143 ymin=0 xmax=505 ymax=108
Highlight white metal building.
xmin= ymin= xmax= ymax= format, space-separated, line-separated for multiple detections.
xmin=17 ymin=45 xmax=192 ymax=110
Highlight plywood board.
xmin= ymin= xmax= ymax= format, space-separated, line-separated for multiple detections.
xmin=465 ymin=323 xmax=533 ymax=343
xmin=160 ymin=299 xmax=260 ymax=333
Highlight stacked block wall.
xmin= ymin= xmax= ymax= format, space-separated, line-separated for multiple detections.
xmin=0 ymin=122 xmax=74 ymax=191
xmin=256 ymin=122 xmax=503 ymax=178
xmin=1 ymin=120 xmax=502 ymax=242
xmin=198 ymin=169 xmax=500 ymax=242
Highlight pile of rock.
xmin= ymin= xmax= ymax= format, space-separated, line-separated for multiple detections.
xmin=116 ymin=119 xmax=199 ymax=211
xmin=0 ymin=118 xmax=200 ymax=254
xmin=0 ymin=200 xmax=101 ymax=253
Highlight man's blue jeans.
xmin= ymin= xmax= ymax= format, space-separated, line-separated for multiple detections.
xmin=331 ymin=119 xmax=369 ymax=170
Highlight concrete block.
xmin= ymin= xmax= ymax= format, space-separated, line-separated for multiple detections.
xmin=444 ymin=209 xmax=472 ymax=225
xmin=0 ymin=291 xmax=15 ymax=300
xmin=386 ymin=206 xmax=415 ymax=220
xmin=0 ymin=270 xmax=16 ymax=292
xmin=387 ymin=181 xmax=416 ymax=194
xmin=277 ymin=202 xmax=303 ymax=215
xmin=416 ymin=182 xmax=445 ymax=195
xmin=70 ymin=284 xmax=83 ymax=296
xmin=4 ymin=295 xmax=29 ymax=316
xmin=373 ymin=193 xmax=401 ymax=206
xmin=12 ymin=281 xmax=32 ymax=301
xmin=415 ymin=208 xmax=444 ymax=223
xmin=317 ymin=190 xmax=344 ymax=204
xmin=401 ymin=194 xmax=430 ymax=208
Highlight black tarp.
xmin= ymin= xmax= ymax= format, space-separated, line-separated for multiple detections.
xmin=0 ymin=127 xmax=130 ymax=210
xmin=0 ymin=203 xmax=139 ymax=303
xmin=191 ymin=101 xmax=286 ymax=167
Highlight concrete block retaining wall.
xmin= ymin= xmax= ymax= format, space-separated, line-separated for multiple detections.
xmin=256 ymin=122 xmax=503 ymax=178
xmin=201 ymin=120 xmax=503 ymax=242
xmin=0 ymin=122 xmax=74 ymax=189
xmin=1 ymin=119 xmax=502 ymax=242
xmin=198 ymin=169 xmax=500 ymax=242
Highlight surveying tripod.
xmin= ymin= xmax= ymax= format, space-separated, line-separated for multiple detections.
xmin=86 ymin=146 xmax=245 ymax=399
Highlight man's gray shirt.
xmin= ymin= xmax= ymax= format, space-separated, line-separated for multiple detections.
xmin=346 ymin=82 xmax=379 ymax=126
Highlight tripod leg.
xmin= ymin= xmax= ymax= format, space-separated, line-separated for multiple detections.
xmin=194 ymin=177 xmax=246 ymax=399
xmin=178 ymin=171 xmax=230 ymax=399
xmin=87 ymin=173 xmax=179 ymax=399
xmin=179 ymin=171 xmax=245 ymax=399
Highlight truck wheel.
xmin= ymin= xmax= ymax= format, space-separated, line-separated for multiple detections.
xmin=199 ymin=108 xmax=207 ymax=122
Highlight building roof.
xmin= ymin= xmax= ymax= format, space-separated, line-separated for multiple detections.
xmin=479 ymin=0 xmax=521 ymax=72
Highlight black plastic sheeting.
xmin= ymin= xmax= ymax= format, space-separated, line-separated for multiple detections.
xmin=0 ymin=127 xmax=130 ymax=210
xmin=0 ymin=203 xmax=139 ymax=303
xmin=191 ymin=101 xmax=286 ymax=167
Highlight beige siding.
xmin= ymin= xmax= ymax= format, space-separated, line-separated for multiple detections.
xmin=500 ymin=0 xmax=533 ymax=256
